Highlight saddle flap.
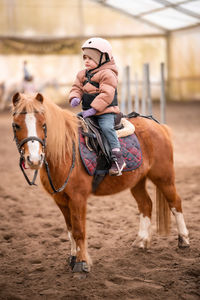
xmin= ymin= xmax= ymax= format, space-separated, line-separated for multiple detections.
xmin=79 ymin=131 xmax=142 ymax=176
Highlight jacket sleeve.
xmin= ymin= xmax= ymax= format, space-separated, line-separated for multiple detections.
xmin=68 ymin=71 xmax=84 ymax=103
xmin=90 ymin=70 xmax=117 ymax=112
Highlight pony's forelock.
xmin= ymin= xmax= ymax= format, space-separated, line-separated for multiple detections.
xmin=13 ymin=93 xmax=44 ymax=115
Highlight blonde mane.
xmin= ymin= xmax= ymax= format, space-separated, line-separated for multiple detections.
xmin=13 ymin=94 xmax=79 ymax=167
xmin=43 ymin=97 xmax=79 ymax=167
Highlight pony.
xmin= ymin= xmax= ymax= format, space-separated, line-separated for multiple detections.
xmin=11 ymin=92 xmax=189 ymax=274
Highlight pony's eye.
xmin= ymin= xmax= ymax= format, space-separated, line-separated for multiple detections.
xmin=13 ymin=123 xmax=21 ymax=130
xmin=42 ymin=123 xmax=47 ymax=136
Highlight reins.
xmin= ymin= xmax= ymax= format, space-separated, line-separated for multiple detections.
xmin=12 ymin=111 xmax=76 ymax=194
xmin=43 ymin=142 xmax=76 ymax=194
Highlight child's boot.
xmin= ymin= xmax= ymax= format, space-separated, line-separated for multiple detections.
xmin=109 ymin=150 xmax=126 ymax=176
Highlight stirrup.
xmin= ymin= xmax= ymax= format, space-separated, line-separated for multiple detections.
xmin=115 ymin=161 xmax=123 ymax=176
xmin=109 ymin=160 xmax=126 ymax=176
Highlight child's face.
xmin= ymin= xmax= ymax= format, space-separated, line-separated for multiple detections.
xmin=83 ymin=55 xmax=98 ymax=70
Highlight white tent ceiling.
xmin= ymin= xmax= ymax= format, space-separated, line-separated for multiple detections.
xmin=93 ymin=0 xmax=200 ymax=31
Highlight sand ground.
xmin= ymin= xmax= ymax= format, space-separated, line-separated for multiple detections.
xmin=0 ymin=101 xmax=199 ymax=300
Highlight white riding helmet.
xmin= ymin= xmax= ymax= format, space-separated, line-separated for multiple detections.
xmin=82 ymin=37 xmax=113 ymax=61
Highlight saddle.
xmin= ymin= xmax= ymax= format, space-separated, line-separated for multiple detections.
xmin=78 ymin=113 xmax=135 ymax=191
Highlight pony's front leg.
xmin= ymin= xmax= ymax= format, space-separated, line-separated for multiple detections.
xmin=55 ymin=194 xmax=91 ymax=273
xmin=131 ymin=178 xmax=152 ymax=249
xmin=54 ymin=195 xmax=76 ymax=266
xmin=55 ymin=202 xmax=75 ymax=265
xmin=68 ymin=195 xmax=91 ymax=273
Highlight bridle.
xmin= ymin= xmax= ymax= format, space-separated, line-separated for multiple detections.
xmin=12 ymin=110 xmax=46 ymax=186
xmin=12 ymin=111 xmax=76 ymax=194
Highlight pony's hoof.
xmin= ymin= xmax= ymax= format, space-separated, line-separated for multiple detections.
xmin=132 ymin=236 xmax=151 ymax=249
xmin=178 ymin=235 xmax=190 ymax=249
xmin=68 ymin=255 xmax=77 ymax=269
xmin=72 ymin=261 xmax=90 ymax=273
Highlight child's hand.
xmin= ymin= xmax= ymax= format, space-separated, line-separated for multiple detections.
xmin=82 ymin=108 xmax=97 ymax=118
xmin=70 ymin=97 xmax=81 ymax=107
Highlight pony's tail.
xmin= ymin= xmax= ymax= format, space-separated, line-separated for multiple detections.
xmin=156 ymin=187 xmax=171 ymax=235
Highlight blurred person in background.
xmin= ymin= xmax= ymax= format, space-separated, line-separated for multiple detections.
xmin=68 ymin=37 xmax=126 ymax=176
xmin=23 ymin=60 xmax=32 ymax=81
xmin=22 ymin=60 xmax=36 ymax=93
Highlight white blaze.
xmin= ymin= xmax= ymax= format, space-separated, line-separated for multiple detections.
xmin=25 ymin=113 xmax=40 ymax=162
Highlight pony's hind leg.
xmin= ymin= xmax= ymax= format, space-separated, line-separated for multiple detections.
xmin=155 ymin=181 xmax=189 ymax=248
xmin=131 ymin=177 xmax=152 ymax=249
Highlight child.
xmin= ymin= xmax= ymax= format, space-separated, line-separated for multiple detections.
xmin=69 ymin=37 xmax=126 ymax=176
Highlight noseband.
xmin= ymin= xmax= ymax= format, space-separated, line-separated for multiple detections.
xmin=12 ymin=110 xmax=76 ymax=194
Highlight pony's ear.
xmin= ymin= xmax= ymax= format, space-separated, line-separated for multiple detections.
xmin=12 ymin=92 xmax=20 ymax=106
xmin=35 ymin=93 xmax=43 ymax=103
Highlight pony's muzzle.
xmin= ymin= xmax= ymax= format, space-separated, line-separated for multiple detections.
xmin=26 ymin=153 xmax=44 ymax=169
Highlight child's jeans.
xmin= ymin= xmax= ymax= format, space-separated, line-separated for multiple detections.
xmin=94 ymin=113 xmax=120 ymax=149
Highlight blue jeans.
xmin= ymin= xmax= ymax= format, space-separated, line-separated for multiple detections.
xmin=94 ymin=113 xmax=120 ymax=149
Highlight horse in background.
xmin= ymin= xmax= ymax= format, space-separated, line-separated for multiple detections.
xmin=11 ymin=93 xmax=189 ymax=274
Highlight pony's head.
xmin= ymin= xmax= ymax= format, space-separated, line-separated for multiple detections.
xmin=12 ymin=92 xmax=46 ymax=170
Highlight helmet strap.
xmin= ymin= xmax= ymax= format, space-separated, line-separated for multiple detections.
xmin=88 ymin=52 xmax=110 ymax=72
xmin=97 ymin=53 xmax=103 ymax=68
xmin=97 ymin=52 xmax=110 ymax=67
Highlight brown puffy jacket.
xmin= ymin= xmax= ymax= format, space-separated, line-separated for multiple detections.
xmin=69 ymin=58 xmax=120 ymax=115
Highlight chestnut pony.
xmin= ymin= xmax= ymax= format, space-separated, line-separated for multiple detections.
xmin=12 ymin=93 xmax=189 ymax=274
